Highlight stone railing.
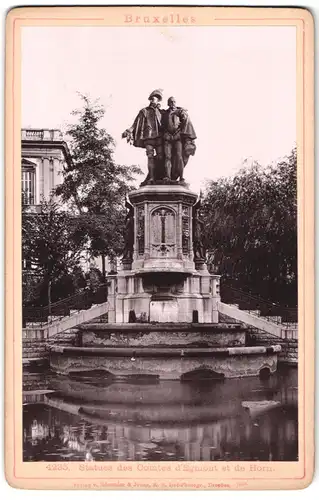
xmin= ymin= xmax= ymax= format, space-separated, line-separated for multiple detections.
xmin=21 ymin=129 xmax=63 ymax=141
xmin=218 ymin=302 xmax=298 ymax=340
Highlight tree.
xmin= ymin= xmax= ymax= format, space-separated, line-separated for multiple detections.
xmin=202 ymin=148 xmax=297 ymax=307
xmin=55 ymin=94 xmax=142 ymax=278
xmin=22 ymin=200 xmax=88 ymax=307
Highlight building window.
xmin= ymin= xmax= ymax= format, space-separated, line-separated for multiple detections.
xmin=22 ymin=169 xmax=35 ymax=205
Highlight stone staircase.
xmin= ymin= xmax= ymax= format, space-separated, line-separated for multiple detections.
xmin=23 ymin=286 xmax=110 ymax=364
xmin=23 ymin=306 xmax=109 ymax=365
xmin=218 ymin=302 xmax=298 ymax=365
xmin=218 ymin=302 xmax=297 ymax=340
xmin=24 ymin=301 xmax=109 ymax=337
xmin=22 ymin=329 xmax=78 ymax=365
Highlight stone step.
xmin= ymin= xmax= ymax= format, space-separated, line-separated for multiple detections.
xmin=23 ymin=348 xmax=48 ymax=356
xmin=48 ymin=332 xmax=77 ymax=343
xmin=246 ymin=313 xmax=282 ymax=324
xmin=22 ymin=357 xmax=49 ymax=364
xmin=245 ymin=310 xmax=261 ymax=316
xmin=265 ymin=316 xmax=282 ymax=324
xmin=55 ymin=329 xmax=77 ymax=335
xmin=23 ymin=383 xmax=49 ymax=392
xmin=23 ymin=373 xmax=49 ymax=381
xmin=47 ymin=315 xmax=64 ymax=322
xmin=23 ymin=347 xmax=47 ymax=354
xmin=23 ymin=339 xmax=47 ymax=345
xmin=23 ymin=343 xmax=47 ymax=349
xmin=49 ymin=333 xmax=76 ymax=339
xmin=49 ymin=341 xmax=74 ymax=346
xmin=249 ymin=327 xmax=297 ymax=341
xmin=22 ymin=352 xmax=49 ymax=359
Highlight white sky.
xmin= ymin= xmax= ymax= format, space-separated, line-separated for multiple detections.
xmin=21 ymin=26 xmax=296 ymax=191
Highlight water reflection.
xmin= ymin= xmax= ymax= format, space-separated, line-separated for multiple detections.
xmin=23 ymin=367 xmax=298 ymax=462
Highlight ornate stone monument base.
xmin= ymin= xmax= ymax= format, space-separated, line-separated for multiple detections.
xmin=108 ymin=185 xmax=220 ymax=323
xmin=108 ymin=270 xmax=220 ymax=323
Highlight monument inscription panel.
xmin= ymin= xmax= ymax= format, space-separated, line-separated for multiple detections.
xmin=150 ymin=207 xmax=176 ymax=258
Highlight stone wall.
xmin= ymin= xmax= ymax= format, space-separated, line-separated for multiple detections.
xmin=248 ymin=330 xmax=298 ymax=365
xmin=50 ymin=346 xmax=280 ymax=379
xmin=81 ymin=328 xmax=245 ymax=348
xmin=23 ymin=337 xmax=48 ymax=361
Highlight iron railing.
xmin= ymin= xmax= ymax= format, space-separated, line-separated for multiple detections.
xmin=23 ymin=284 xmax=109 ymax=327
xmin=220 ymin=284 xmax=297 ymax=324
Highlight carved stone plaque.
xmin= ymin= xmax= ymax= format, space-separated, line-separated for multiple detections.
xmin=182 ymin=204 xmax=190 ymax=255
xmin=150 ymin=207 xmax=176 ymax=257
xmin=137 ymin=206 xmax=145 ymax=255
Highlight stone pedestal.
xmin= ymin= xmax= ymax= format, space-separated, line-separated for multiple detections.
xmin=130 ymin=185 xmax=197 ymax=273
xmin=110 ymin=185 xmax=220 ymax=323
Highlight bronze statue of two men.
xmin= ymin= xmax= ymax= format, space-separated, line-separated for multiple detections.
xmin=122 ymin=89 xmax=196 ymax=185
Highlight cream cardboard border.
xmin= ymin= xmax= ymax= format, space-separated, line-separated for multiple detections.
xmin=5 ymin=6 xmax=315 ymax=490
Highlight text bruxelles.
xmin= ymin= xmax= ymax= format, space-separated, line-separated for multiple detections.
xmin=124 ymin=14 xmax=196 ymax=25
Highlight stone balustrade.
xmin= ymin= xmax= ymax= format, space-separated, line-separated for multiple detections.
xmin=21 ymin=129 xmax=64 ymax=141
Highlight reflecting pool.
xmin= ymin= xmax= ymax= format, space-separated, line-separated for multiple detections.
xmin=23 ymin=366 xmax=298 ymax=462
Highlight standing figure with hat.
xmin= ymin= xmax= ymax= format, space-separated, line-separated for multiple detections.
xmin=162 ymin=96 xmax=197 ymax=183
xmin=122 ymin=89 xmax=164 ymax=184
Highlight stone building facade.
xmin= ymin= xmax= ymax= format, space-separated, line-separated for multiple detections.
xmin=21 ymin=128 xmax=113 ymax=276
xmin=21 ymin=128 xmax=71 ymax=211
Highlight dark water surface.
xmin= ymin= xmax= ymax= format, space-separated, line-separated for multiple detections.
xmin=23 ymin=366 xmax=298 ymax=462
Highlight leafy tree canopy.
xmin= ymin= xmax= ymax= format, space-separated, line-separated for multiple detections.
xmin=22 ymin=200 xmax=88 ymax=305
xmin=202 ymin=147 xmax=297 ymax=307
xmin=56 ymin=94 xmax=142 ymax=261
